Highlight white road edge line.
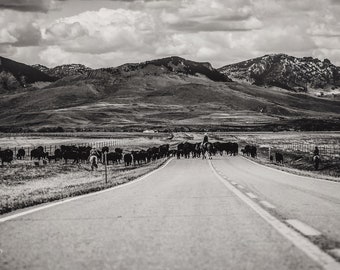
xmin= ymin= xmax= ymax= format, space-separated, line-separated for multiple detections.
xmin=246 ymin=192 xmax=258 ymax=199
xmin=286 ymin=219 xmax=322 ymax=236
xmin=241 ymin=156 xmax=339 ymax=184
xmin=260 ymin=200 xmax=276 ymax=209
xmin=208 ymin=160 xmax=340 ymax=270
xmin=0 ymin=158 xmax=174 ymax=224
xmin=237 ymin=184 xmax=245 ymax=189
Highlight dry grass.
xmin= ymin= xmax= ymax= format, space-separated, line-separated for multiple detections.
xmin=0 ymin=158 xmax=169 ymax=215
xmin=247 ymin=146 xmax=340 ymax=180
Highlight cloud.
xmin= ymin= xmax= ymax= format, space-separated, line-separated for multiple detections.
xmin=0 ymin=10 xmax=42 ymax=46
xmin=1 ymin=0 xmax=340 ymax=68
xmin=0 ymin=0 xmax=54 ymax=13
xmin=161 ymin=0 xmax=262 ymax=32
xmin=43 ymin=8 xmax=157 ymax=54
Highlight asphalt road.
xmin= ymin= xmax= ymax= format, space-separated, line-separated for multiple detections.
xmin=0 ymin=157 xmax=339 ymax=270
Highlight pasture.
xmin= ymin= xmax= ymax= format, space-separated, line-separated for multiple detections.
xmin=0 ymin=132 xmax=182 ymax=214
xmin=220 ymin=131 xmax=340 ymax=178
xmin=0 ymin=158 xmax=168 ymax=215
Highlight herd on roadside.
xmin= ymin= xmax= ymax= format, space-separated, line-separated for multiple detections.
xmin=0 ymin=142 xmax=263 ymax=166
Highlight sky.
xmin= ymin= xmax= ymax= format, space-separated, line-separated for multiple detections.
xmin=0 ymin=0 xmax=340 ymax=68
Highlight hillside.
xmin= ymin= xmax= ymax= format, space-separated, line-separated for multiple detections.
xmin=0 ymin=55 xmax=340 ymax=132
xmin=32 ymin=64 xmax=92 ymax=79
xmin=0 ymin=56 xmax=56 ymax=92
xmin=219 ymin=54 xmax=340 ymax=93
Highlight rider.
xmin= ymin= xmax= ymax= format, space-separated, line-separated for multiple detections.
xmin=202 ymin=133 xmax=209 ymax=146
xmin=313 ymin=146 xmax=320 ymax=170
xmin=89 ymin=146 xmax=100 ymax=168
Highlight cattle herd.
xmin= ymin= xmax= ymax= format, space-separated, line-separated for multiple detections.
xmin=0 ymin=141 xmax=291 ymax=167
xmin=0 ymin=144 xmax=173 ymax=166
xmin=176 ymin=141 xmax=240 ymax=159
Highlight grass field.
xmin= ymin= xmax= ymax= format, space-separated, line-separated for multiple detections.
xmin=0 ymin=158 xmax=169 ymax=215
xmin=0 ymin=132 xmax=172 ymax=149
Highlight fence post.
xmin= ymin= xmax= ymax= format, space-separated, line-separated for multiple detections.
xmin=104 ymin=152 xmax=108 ymax=184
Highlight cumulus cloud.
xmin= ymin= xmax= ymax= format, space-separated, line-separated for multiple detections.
xmin=1 ymin=0 xmax=340 ymax=67
xmin=43 ymin=8 xmax=157 ymax=54
xmin=161 ymin=0 xmax=262 ymax=32
xmin=0 ymin=10 xmax=42 ymax=46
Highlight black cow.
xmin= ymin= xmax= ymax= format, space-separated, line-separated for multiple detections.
xmin=102 ymin=146 xmax=109 ymax=153
xmin=16 ymin=148 xmax=25 ymax=160
xmin=115 ymin=148 xmax=123 ymax=154
xmin=250 ymin=146 xmax=257 ymax=158
xmin=0 ymin=149 xmax=13 ymax=165
xmin=124 ymin=153 xmax=133 ymax=166
xmin=275 ymin=153 xmax=284 ymax=164
xmin=31 ymin=146 xmax=47 ymax=160
xmin=242 ymin=145 xmax=257 ymax=158
xmin=159 ymin=144 xmax=169 ymax=158
xmin=132 ymin=151 xmax=147 ymax=165
xmin=107 ymin=152 xmax=122 ymax=164
xmin=60 ymin=145 xmax=80 ymax=164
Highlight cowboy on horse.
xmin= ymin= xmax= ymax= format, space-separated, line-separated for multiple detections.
xmin=201 ymin=133 xmax=213 ymax=159
xmin=203 ymin=133 xmax=209 ymax=146
xmin=89 ymin=146 xmax=100 ymax=170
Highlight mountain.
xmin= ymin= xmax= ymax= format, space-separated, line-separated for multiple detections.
xmin=0 ymin=56 xmax=56 ymax=91
xmin=0 ymin=55 xmax=340 ymax=132
xmin=219 ymin=54 xmax=340 ymax=92
xmin=32 ymin=64 xmax=92 ymax=79
xmin=101 ymin=56 xmax=232 ymax=82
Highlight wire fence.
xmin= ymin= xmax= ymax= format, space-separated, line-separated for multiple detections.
xmin=259 ymin=143 xmax=340 ymax=159
xmin=0 ymin=139 xmax=130 ymax=159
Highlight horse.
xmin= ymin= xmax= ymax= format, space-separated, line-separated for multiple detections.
xmin=313 ymin=155 xmax=320 ymax=170
xmin=90 ymin=155 xmax=98 ymax=171
xmin=200 ymin=142 xmax=213 ymax=160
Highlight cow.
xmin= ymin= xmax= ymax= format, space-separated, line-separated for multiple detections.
xmin=124 ymin=153 xmax=133 ymax=166
xmin=102 ymin=146 xmax=109 ymax=153
xmin=242 ymin=145 xmax=257 ymax=158
xmin=107 ymin=152 xmax=122 ymax=164
xmin=275 ymin=153 xmax=284 ymax=164
xmin=159 ymin=144 xmax=170 ymax=158
xmin=250 ymin=146 xmax=257 ymax=158
xmin=0 ymin=149 xmax=13 ymax=165
xmin=31 ymin=146 xmax=47 ymax=160
xmin=16 ymin=148 xmax=25 ymax=160
xmin=60 ymin=145 xmax=80 ymax=164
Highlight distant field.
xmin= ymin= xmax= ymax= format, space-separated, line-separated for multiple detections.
xmin=0 ymin=132 xmax=175 ymax=150
xmin=2 ymin=131 xmax=339 ymax=151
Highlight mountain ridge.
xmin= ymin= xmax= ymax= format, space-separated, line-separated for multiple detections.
xmin=0 ymin=56 xmax=57 ymax=91
xmin=0 ymin=54 xmax=339 ymax=132
xmin=219 ymin=54 xmax=340 ymax=92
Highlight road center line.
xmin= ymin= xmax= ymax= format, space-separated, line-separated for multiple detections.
xmin=286 ymin=219 xmax=322 ymax=236
xmin=0 ymin=158 xmax=174 ymax=224
xmin=209 ymin=160 xmax=340 ymax=270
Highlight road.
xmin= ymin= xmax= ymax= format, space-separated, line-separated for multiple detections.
xmin=0 ymin=156 xmax=340 ymax=270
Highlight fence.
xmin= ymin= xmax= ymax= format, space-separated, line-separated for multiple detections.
xmin=260 ymin=143 xmax=340 ymax=159
xmin=0 ymin=139 xmax=130 ymax=159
